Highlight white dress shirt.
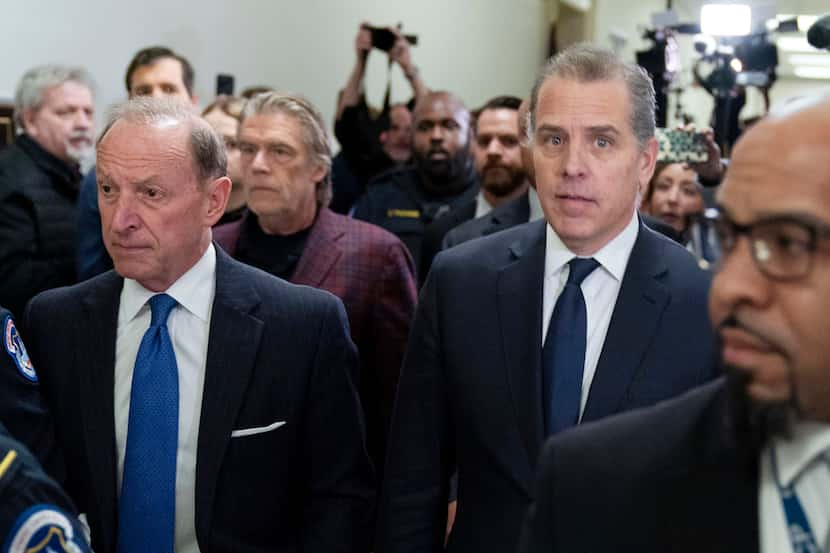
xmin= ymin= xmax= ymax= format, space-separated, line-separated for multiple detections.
xmin=541 ymin=211 xmax=639 ymax=418
xmin=760 ymin=421 xmax=830 ymax=553
xmin=114 ymin=244 xmax=216 ymax=553
xmin=474 ymin=191 xmax=495 ymax=219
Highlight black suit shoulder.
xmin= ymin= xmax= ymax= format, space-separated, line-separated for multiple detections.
xmin=521 ymin=378 xmax=757 ymax=553
xmin=444 ymin=192 xmax=530 ymax=248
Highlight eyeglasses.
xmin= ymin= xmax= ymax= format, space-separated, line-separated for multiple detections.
xmin=712 ymin=210 xmax=830 ymax=280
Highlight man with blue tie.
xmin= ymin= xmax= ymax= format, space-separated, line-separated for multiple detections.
xmin=22 ymin=97 xmax=375 ymax=553
xmin=377 ymin=43 xmax=718 ymax=553
xmin=519 ymin=93 xmax=830 ymax=553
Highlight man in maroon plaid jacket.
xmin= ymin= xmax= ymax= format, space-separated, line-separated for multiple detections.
xmin=213 ymin=91 xmax=417 ymax=483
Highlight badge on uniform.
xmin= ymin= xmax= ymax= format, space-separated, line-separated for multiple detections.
xmin=3 ymin=505 xmax=90 ymax=553
xmin=3 ymin=316 xmax=36 ymax=383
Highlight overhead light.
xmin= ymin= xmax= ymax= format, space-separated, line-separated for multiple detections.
xmin=701 ymin=4 xmax=752 ymax=36
xmin=798 ymin=16 xmax=819 ymax=32
xmin=777 ymin=36 xmax=820 ymax=53
xmin=793 ymin=66 xmax=830 ymax=79
xmin=789 ymin=54 xmax=830 ymax=67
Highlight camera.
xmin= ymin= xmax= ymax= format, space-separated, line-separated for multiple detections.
xmin=362 ymin=24 xmax=418 ymax=52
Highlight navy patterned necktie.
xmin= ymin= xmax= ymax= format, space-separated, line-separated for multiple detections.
xmin=542 ymin=257 xmax=600 ymax=436
xmin=118 ymin=293 xmax=179 ymax=553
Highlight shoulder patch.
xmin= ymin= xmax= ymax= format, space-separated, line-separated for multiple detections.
xmin=3 ymin=316 xmax=36 ymax=383
xmin=3 ymin=505 xmax=90 ymax=553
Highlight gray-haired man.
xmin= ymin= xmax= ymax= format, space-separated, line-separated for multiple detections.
xmin=0 ymin=65 xmax=95 ymax=316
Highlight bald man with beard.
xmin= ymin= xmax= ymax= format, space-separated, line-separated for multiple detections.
xmin=353 ymin=91 xmax=478 ymax=279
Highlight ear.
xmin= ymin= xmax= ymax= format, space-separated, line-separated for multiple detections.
xmin=310 ymin=162 xmax=327 ymax=186
xmin=379 ymin=130 xmax=389 ymax=144
xmin=638 ymin=137 xmax=659 ymax=189
xmin=204 ymin=176 xmax=232 ymax=226
xmin=20 ymin=109 xmax=38 ymax=136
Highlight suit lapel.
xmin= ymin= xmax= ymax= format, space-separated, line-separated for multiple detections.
xmin=292 ymin=209 xmax=343 ymax=287
xmin=582 ymin=223 xmax=671 ymax=422
xmin=497 ymin=220 xmax=547 ymax=474
xmin=80 ymin=272 xmax=122 ymax=553
xmin=194 ymin=248 xmax=264 ymax=544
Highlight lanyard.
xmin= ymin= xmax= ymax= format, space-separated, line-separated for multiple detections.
xmin=771 ymin=447 xmax=823 ymax=553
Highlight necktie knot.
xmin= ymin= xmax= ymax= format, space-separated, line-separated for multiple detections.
xmin=567 ymin=258 xmax=600 ymax=286
xmin=148 ymin=294 xmax=177 ymax=328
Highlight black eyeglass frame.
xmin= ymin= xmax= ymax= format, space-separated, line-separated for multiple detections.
xmin=710 ymin=208 xmax=830 ymax=281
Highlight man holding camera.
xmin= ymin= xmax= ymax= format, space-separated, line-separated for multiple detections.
xmin=331 ymin=23 xmax=427 ymax=214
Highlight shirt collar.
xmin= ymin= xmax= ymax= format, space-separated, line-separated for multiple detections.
xmin=544 ymin=210 xmax=639 ymax=282
xmin=772 ymin=420 xmax=830 ymax=487
xmin=119 ymin=244 xmax=217 ymax=325
xmin=528 ymin=187 xmax=544 ymax=222
xmin=474 ymin=191 xmax=494 ymax=219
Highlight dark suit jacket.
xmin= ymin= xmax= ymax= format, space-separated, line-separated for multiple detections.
xmin=419 ymin=200 xmax=477 ymax=284
xmin=377 ymin=218 xmax=718 ymax=553
xmin=214 ymin=208 xmax=418 ymax=479
xmin=22 ymin=247 xmax=376 ymax=553
xmin=444 ymin=191 xmax=531 ymax=249
xmin=520 ymin=377 xmax=759 ymax=553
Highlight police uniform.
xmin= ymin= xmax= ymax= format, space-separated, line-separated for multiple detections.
xmin=0 ymin=308 xmax=60 ymax=480
xmin=353 ymin=164 xmax=478 ymax=276
xmin=0 ymin=421 xmax=91 ymax=553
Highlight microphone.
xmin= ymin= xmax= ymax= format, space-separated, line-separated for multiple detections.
xmin=807 ymin=14 xmax=830 ymax=50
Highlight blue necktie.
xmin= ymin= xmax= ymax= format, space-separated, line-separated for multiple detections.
xmin=118 ymin=294 xmax=179 ymax=553
xmin=542 ymin=258 xmax=599 ymax=436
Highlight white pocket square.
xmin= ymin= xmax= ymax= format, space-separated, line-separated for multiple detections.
xmin=231 ymin=420 xmax=286 ymax=438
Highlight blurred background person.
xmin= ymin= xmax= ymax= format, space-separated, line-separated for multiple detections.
xmin=331 ymin=22 xmax=427 ymax=215
xmin=0 ymin=65 xmax=95 ymax=318
xmin=203 ymin=95 xmax=248 ymax=225
xmin=641 ymin=162 xmax=719 ymax=263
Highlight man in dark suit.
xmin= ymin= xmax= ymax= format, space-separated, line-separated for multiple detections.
xmin=519 ymin=96 xmax=830 ymax=553
xmin=213 ymin=91 xmax=418 ymax=481
xmin=377 ymin=43 xmax=718 ymax=553
xmin=419 ymin=95 xmax=530 ymax=280
xmin=23 ymin=97 xmax=374 ymax=553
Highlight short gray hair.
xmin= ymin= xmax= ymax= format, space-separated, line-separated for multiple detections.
xmin=14 ymin=64 xmax=95 ymax=128
xmin=529 ymin=43 xmax=656 ymax=147
xmin=99 ymin=97 xmax=227 ymax=183
xmin=240 ymin=91 xmax=332 ymax=206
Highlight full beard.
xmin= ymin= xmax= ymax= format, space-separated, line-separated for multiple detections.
xmin=480 ymin=165 xmax=527 ymax=198
xmin=415 ymin=148 xmax=472 ymax=197
xmin=725 ymin=363 xmax=795 ymax=452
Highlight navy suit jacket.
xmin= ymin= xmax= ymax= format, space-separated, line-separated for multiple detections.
xmin=23 ymin=247 xmax=375 ymax=553
xmin=377 ymin=218 xmax=718 ymax=553
xmin=519 ymin=378 xmax=759 ymax=553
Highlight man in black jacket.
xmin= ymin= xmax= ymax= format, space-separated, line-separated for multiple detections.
xmin=0 ymin=65 xmax=95 ymax=317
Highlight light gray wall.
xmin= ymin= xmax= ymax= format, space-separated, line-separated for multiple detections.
xmin=1 ymin=0 xmax=550 ymax=137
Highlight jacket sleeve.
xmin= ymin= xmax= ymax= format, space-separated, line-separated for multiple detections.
xmin=302 ymin=297 xmax=376 ymax=553
xmin=376 ymin=258 xmax=454 ymax=553
xmin=364 ymin=240 xmax=418 ymax=454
